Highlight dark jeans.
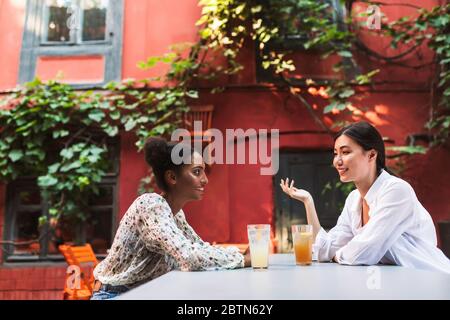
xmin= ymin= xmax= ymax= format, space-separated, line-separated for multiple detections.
xmin=90 ymin=284 xmax=130 ymax=300
xmin=90 ymin=289 xmax=121 ymax=300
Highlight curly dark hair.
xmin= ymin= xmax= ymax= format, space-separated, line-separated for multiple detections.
xmin=144 ymin=137 xmax=196 ymax=192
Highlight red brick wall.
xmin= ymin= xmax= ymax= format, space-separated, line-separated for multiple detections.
xmin=0 ymin=266 xmax=66 ymax=300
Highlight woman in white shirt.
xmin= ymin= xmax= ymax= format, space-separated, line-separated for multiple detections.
xmin=92 ymin=137 xmax=250 ymax=300
xmin=280 ymin=121 xmax=450 ymax=274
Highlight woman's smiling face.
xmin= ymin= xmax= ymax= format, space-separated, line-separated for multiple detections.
xmin=174 ymin=151 xmax=208 ymax=200
xmin=333 ymin=134 xmax=376 ymax=183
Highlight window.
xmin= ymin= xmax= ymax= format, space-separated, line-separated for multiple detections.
xmin=276 ymin=0 xmax=346 ymax=49
xmin=3 ymin=139 xmax=120 ymax=263
xmin=42 ymin=0 xmax=109 ymax=44
xmin=256 ymin=0 xmax=349 ymax=83
xmin=19 ymin=0 xmax=123 ymax=87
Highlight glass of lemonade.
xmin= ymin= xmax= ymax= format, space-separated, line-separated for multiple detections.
xmin=292 ymin=224 xmax=313 ymax=265
xmin=247 ymin=224 xmax=271 ymax=269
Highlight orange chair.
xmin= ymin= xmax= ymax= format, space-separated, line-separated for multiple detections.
xmin=59 ymin=244 xmax=99 ymax=300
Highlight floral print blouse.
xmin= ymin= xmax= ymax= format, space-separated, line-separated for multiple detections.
xmin=93 ymin=193 xmax=244 ymax=287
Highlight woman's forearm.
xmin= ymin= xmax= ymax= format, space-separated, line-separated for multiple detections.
xmin=303 ymin=196 xmax=321 ymax=241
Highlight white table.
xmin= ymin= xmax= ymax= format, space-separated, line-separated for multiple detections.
xmin=118 ymin=254 xmax=450 ymax=300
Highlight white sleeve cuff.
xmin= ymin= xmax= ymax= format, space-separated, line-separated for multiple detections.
xmin=334 ymin=247 xmax=352 ymax=265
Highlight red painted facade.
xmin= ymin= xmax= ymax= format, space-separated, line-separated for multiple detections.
xmin=0 ymin=0 xmax=448 ymax=299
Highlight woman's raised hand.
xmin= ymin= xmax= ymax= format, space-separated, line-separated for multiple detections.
xmin=280 ymin=178 xmax=321 ymax=240
xmin=280 ymin=178 xmax=312 ymax=203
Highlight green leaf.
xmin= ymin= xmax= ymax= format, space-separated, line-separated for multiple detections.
xmin=324 ymin=101 xmax=346 ymax=113
xmin=38 ymin=175 xmax=58 ymax=187
xmin=16 ymin=120 xmax=37 ymax=133
xmin=195 ymin=14 xmax=208 ymax=26
xmin=53 ymin=130 xmax=70 ymax=139
xmin=0 ymin=140 xmax=8 ymax=151
xmin=156 ymin=92 xmax=166 ymax=100
xmin=90 ymin=146 xmax=104 ymax=156
xmin=304 ymin=41 xmax=313 ymax=50
xmin=338 ymin=89 xmax=355 ymax=98
xmin=60 ymin=149 xmax=74 ymax=159
xmin=88 ymin=109 xmax=105 ymax=122
xmin=104 ymin=126 xmax=119 ymax=137
xmin=9 ymin=150 xmax=23 ymax=162
xmin=77 ymin=176 xmax=90 ymax=188
xmin=261 ymin=33 xmax=271 ymax=43
xmin=442 ymin=117 xmax=450 ymax=129
xmin=60 ymin=161 xmax=82 ymax=172
xmin=48 ymin=163 xmax=60 ymax=174
xmin=200 ymin=28 xmax=212 ymax=39
xmin=251 ymin=5 xmax=262 ymax=13
xmin=124 ymin=118 xmax=137 ymax=131
xmin=151 ymin=123 xmax=171 ymax=135
xmin=186 ymin=90 xmax=199 ymax=99
xmin=138 ymin=56 xmax=161 ymax=70
xmin=38 ymin=216 xmax=48 ymax=227
xmin=161 ymin=52 xmax=177 ymax=63
xmin=27 ymin=148 xmax=46 ymax=161
xmin=79 ymin=102 xmax=93 ymax=111
xmin=338 ymin=51 xmax=352 ymax=58
xmin=387 ymin=146 xmax=428 ymax=155
xmin=235 ymin=3 xmax=245 ymax=15
xmin=87 ymin=154 xmax=100 ymax=163
xmin=110 ymin=110 xmax=121 ymax=120
xmin=262 ymin=61 xmax=271 ymax=69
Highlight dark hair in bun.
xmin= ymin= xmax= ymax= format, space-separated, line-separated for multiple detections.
xmin=334 ymin=121 xmax=392 ymax=176
xmin=144 ymin=137 xmax=195 ymax=192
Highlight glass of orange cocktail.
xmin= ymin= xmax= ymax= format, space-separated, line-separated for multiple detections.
xmin=292 ymin=224 xmax=313 ymax=265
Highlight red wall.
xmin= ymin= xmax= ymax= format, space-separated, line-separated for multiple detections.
xmin=0 ymin=0 xmax=26 ymax=91
xmin=122 ymin=0 xmax=201 ymax=81
xmin=36 ymin=56 xmax=106 ymax=84
xmin=0 ymin=0 xmax=448 ymax=300
xmin=0 ymin=265 xmax=65 ymax=300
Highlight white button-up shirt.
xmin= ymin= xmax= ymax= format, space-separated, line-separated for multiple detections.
xmin=314 ymin=170 xmax=450 ymax=274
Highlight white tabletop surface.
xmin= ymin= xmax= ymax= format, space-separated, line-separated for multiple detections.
xmin=118 ymin=254 xmax=450 ymax=300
